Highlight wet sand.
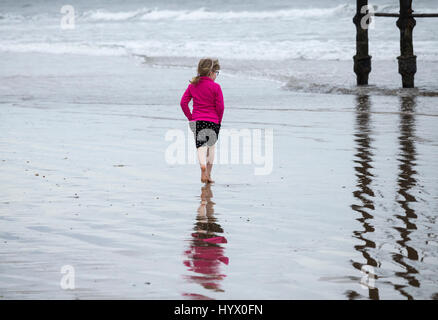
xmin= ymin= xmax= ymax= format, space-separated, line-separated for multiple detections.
xmin=1 ymin=53 xmax=438 ymax=299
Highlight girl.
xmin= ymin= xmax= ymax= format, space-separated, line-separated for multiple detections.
xmin=180 ymin=58 xmax=224 ymax=184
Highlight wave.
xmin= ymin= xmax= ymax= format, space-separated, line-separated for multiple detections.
xmin=376 ymin=4 xmax=438 ymax=14
xmin=0 ymin=43 xmax=127 ymax=56
xmin=80 ymin=9 xmax=147 ymax=22
xmin=79 ymin=4 xmax=438 ymax=22
xmin=1 ymin=43 xmax=436 ymax=97
xmin=0 ymin=12 xmax=25 ymax=23
xmin=282 ymin=79 xmax=438 ymax=97
xmin=134 ymin=55 xmax=438 ymax=97
xmin=0 ymin=4 xmax=356 ymax=24
xmin=1 ymin=40 xmax=437 ymax=62
xmin=2 ymin=3 xmax=437 ymax=24
xmin=81 ymin=5 xmax=356 ymax=22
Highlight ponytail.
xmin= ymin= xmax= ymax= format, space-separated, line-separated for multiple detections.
xmin=190 ymin=74 xmax=201 ymax=84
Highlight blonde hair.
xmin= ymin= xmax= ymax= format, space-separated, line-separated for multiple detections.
xmin=190 ymin=57 xmax=220 ymax=84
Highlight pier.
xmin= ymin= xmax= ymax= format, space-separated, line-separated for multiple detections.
xmin=353 ymin=0 xmax=438 ymax=88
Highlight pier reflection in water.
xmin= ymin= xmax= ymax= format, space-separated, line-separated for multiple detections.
xmin=348 ymin=94 xmax=380 ymax=300
xmin=392 ymin=95 xmax=420 ymax=299
xmin=182 ymin=184 xmax=229 ymax=300
xmin=347 ymin=94 xmax=426 ymax=299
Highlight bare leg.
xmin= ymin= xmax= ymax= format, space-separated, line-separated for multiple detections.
xmin=206 ymin=144 xmax=215 ymax=183
xmin=197 ymin=146 xmax=208 ymax=183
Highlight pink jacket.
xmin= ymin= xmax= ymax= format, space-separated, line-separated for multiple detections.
xmin=180 ymin=76 xmax=224 ymax=124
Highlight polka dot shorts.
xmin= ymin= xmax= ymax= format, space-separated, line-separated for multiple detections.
xmin=189 ymin=120 xmax=221 ymax=148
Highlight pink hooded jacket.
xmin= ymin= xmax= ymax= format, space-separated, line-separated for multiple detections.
xmin=180 ymin=76 xmax=224 ymax=125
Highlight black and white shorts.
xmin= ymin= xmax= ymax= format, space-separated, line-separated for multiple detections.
xmin=189 ymin=120 xmax=221 ymax=149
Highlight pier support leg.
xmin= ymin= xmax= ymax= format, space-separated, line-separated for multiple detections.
xmin=353 ymin=0 xmax=372 ymax=85
xmin=397 ymin=0 xmax=417 ymax=88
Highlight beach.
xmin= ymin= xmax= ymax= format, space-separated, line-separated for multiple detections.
xmin=1 ymin=0 xmax=438 ymax=300
xmin=1 ymin=51 xmax=438 ymax=299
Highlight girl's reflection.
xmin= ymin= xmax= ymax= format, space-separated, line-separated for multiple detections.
xmin=183 ymin=184 xmax=229 ymax=298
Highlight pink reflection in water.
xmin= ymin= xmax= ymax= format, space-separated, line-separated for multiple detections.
xmin=182 ymin=184 xmax=229 ymax=298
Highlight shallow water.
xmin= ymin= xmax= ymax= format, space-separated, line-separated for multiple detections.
xmin=1 ymin=0 xmax=438 ymax=94
xmin=1 ymin=53 xmax=437 ymax=299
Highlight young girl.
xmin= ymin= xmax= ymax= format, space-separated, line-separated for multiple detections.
xmin=180 ymin=58 xmax=224 ymax=184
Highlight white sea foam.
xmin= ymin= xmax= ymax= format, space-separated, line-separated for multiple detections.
xmin=81 ymin=9 xmax=146 ymax=21
xmin=1 ymin=3 xmax=436 ymax=24
xmin=1 ymin=5 xmax=357 ymax=24
xmin=0 ymin=43 xmax=127 ymax=56
xmin=0 ymin=1 xmax=436 ymax=93
xmin=0 ymin=12 xmax=25 ymax=23
xmin=1 ymin=39 xmax=436 ymax=62
xmin=81 ymin=5 xmax=355 ymax=22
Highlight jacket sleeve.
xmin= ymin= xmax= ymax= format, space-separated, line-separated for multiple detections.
xmin=215 ymin=84 xmax=224 ymax=124
xmin=180 ymin=86 xmax=193 ymax=121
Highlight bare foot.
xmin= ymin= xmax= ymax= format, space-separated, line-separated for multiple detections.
xmin=207 ymin=176 xmax=215 ymax=184
xmin=200 ymin=165 xmax=208 ymax=183
xmin=206 ymin=163 xmax=214 ymax=183
xmin=206 ymin=173 xmax=215 ymax=184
